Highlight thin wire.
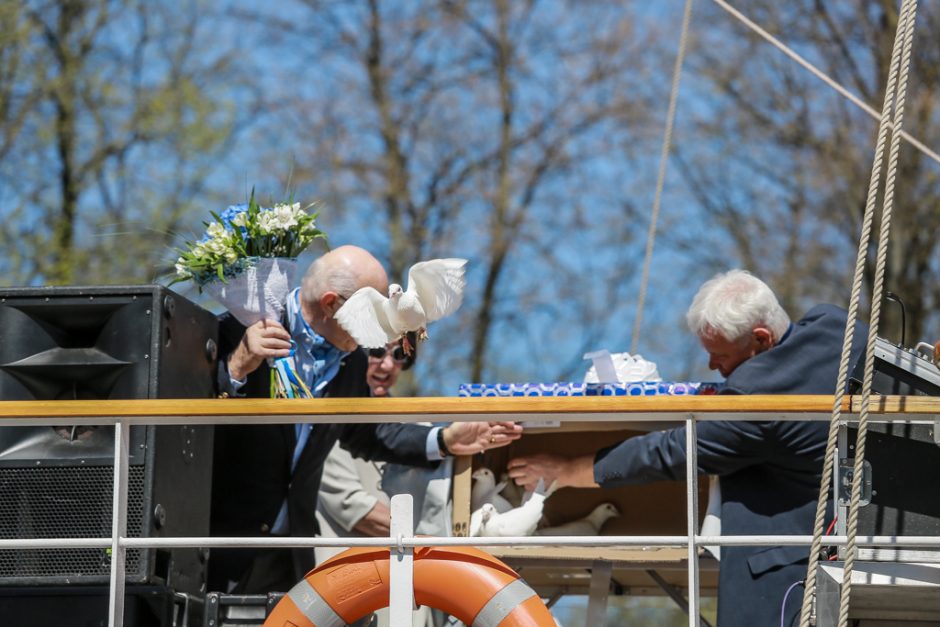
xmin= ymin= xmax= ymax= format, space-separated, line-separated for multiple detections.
xmin=781 ymin=580 xmax=804 ymax=627
xmin=630 ymin=0 xmax=695 ymax=354
xmin=711 ymin=0 xmax=940 ymax=169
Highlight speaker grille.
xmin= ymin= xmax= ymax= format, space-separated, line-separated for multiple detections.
xmin=0 ymin=465 xmax=145 ymax=580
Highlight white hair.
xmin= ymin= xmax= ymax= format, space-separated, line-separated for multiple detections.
xmin=301 ymin=256 xmax=359 ymax=303
xmin=686 ymin=269 xmax=790 ymax=343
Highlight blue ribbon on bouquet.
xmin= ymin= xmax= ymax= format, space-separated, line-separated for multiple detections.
xmin=271 ymin=341 xmax=314 ymax=398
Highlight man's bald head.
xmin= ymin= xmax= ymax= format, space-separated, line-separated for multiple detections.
xmin=300 ymin=245 xmax=388 ymax=351
xmin=301 ymin=245 xmax=388 ymax=303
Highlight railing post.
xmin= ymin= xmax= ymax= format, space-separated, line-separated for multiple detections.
xmin=586 ymin=559 xmax=613 ymax=626
xmin=108 ymin=420 xmax=130 ymax=627
xmin=389 ymin=493 xmax=415 ymax=626
xmin=686 ymin=414 xmax=701 ymax=626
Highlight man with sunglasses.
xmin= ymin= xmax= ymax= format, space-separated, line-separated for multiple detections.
xmin=208 ymin=246 xmax=522 ymax=595
xmin=316 ymin=335 xmax=451 ymax=626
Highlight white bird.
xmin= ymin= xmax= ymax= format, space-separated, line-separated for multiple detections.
xmin=478 ymin=479 xmax=549 ymax=537
xmin=471 ymin=468 xmax=514 ymax=514
xmin=334 ymin=258 xmax=467 ymax=351
xmin=535 ymin=502 xmax=620 ymax=536
xmin=470 ymin=505 xmax=486 ymax=537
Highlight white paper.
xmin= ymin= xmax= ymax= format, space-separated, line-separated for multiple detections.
xmin=583 ymin=351 xmax=662 ymax=383
xmin=203 ymin=257 xmax=297 ymax=327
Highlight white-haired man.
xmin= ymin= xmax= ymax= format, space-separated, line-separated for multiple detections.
xmin=507 ymin=269 xmax=867 ymax=627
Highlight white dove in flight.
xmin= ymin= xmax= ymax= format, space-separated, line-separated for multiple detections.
xmin=471 ymin=467 xmax=514 ymax=514
xmin=334 ymin=258 xmax=467 ymax=352
xmin=535 ymin=502 xmax=620 ymax=536
xmin=478 ymin=479 xmax=549 ymax=537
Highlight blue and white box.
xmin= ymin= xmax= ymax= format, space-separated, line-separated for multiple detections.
xmin=458 ymin=381 xmax=719 ymax=397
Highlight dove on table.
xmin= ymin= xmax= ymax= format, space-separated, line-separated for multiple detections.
xmin=471 ymin=467 xmax=513 ymax=514
xmin=478 ymin=479 xmax=549 ymax=537
xmin=334 ymin=258 xmax=467 ymax=352
xmin=535 ymin=502 xmax=620 ymax=536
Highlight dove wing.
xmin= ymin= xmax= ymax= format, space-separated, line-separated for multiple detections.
xmin=406 ymin=258 xmax=467 ymax=322
xmin=334 ymin=287 xmax=397 ymax=348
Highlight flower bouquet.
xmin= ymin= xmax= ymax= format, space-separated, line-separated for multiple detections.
xmin=172 ymin=192 xmax=327 ymax=397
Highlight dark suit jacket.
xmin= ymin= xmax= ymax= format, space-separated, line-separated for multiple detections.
xmin=593 ymin=304 xmax=867 ymax=627
xmin=208 ymin=313 xmax=436 ymax=592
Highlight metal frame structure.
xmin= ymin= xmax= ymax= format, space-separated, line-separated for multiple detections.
xmin=2 ymin=395 xmax=939 ymax=627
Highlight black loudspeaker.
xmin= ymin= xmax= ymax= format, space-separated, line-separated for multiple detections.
xmin=0 ymin=286 xmax=218 ymax=593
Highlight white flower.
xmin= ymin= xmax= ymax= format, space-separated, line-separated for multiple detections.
xmin=256 ymin=209 xmax=279 ymax=234
xmin=207 ymin=222 xmax=227 ymax=238
xmin=272 ymin=203 xmax=299 ymax=229
xmin=175 ymin=261 xmax=192 ymax=278
xmin=231 ymin=212 xmax=248 ymax=227
xmin=205 ymin=236 xmax=232 ymax=256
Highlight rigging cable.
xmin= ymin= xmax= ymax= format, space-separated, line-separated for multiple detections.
xmin=630 ymin=0 xmax=695 ymax=355
xmin=797 ymin=1 xmax=920 ymax=625
xmin=711 ymin=0 xmax=940 ymax=169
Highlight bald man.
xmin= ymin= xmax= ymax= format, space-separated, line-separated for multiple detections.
xmin=208 ymin=246 xmax=521 ymax=594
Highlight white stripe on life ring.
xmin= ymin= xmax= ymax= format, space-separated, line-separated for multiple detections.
xmin=471 ymin=578 xmax=538 ymax=627
xmin=286 ymin=578 xmax=345 ymax=627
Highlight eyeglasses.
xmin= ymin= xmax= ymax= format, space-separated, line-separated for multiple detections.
xmin=367 ymin=345 xmax=408 ymax=363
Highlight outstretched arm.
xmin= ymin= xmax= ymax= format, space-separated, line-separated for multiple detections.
xmin=441 ymin=421 xmax=524 ymax=456
xmin=507 ymin=452 xmax=598 ymax=492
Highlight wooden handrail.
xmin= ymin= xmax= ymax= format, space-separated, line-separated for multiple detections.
xmin=0 ymin=395 xmax=937 ymax=426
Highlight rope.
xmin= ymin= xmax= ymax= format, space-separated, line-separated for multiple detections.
xmin=838 ymin=1 xmax=918 ymax=624
xmin=797 ymin=1 xmax=920 ymax=625
xmin=711 ymin=0 xmax=940 ymax=169
xmin=630 ymin=0 xmax=695 ymax=355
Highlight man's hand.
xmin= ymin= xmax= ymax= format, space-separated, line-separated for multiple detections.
xmin=351 ymin=501 xmax=391 ymax=537
xmin=507 ymin=453 xmax=599 ymax=492
xmin=227 ymin=319 xmax=293 ymax=381
xmin=441 ymin=421 xmax=523 ymax=456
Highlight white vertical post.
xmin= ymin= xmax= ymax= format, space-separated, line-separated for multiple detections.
xmin=389 ymin=493 xmax=415 ymax=627
xmin=108 ymin=421 xmax=130 ymax=627
xmin=686 ymin=415 xmax=701 ymax=626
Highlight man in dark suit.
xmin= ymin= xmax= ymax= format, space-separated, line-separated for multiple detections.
xmin=507 ymin=269 xmax=867 ymax=627
xmin=209 ymin=245 xmax=522 ymax=594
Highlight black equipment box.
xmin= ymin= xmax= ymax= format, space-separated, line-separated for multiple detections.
xmin=0 ymin=585 xmax=204 ymax=627
xmin=202 ymin=592 xmax=284 ymax=627
xmin=848 ymin=336 xmax=940 ymax=396
xmin=0 ymin=286 xmax=218 ymax=590
xmin=838 ymin=422 xmax=940 ymax=561
xmin=842 ymin=336 xmax=940 ymax=561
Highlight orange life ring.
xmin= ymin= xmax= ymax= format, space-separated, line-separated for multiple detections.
xmin=264 ymin=545 xmax=556 ymax=626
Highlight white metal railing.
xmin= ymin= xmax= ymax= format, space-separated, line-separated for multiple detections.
xmin=2 ymin=397 xmax=939 ymax=627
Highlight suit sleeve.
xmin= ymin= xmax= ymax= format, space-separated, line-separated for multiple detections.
xmin=338 ymin=422 xmax=437 ymax=467
xmin=318 ymin=442 xmax=380 ymax=532
xmin=593 ymin=420 xmax=768 ymax=487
